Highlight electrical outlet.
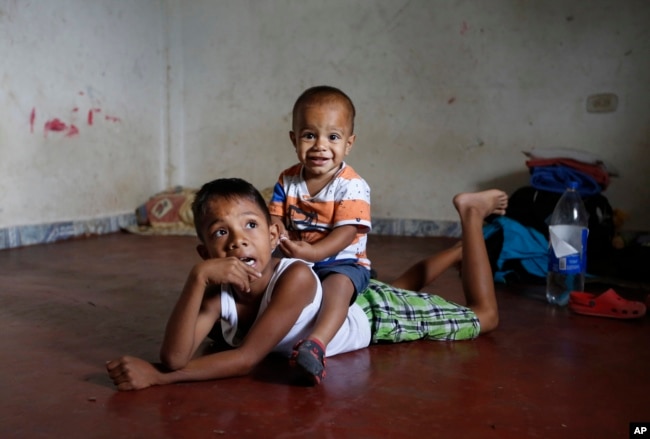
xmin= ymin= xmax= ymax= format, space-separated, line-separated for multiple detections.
xmin=586 ymin=93 xmax=618 ymax=113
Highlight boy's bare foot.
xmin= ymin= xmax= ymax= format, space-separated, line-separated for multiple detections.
xmin=453 ymin=190 xmax=508 ymax=219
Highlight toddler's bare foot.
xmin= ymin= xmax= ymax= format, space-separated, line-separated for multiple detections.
xmin=453 ymin=190 xmax=508 ymax=219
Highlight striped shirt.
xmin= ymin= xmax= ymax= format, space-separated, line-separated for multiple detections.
xmin=268 ymin=162 xmax=371 ymax=269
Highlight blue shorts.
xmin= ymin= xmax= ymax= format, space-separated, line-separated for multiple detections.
xmin=313 ymin=261 xmax=370 ymax=304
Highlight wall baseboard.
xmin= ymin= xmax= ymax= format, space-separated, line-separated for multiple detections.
xmin=371 ymin=218 xmax=461 ymax=238
xmin=0 ymin=213 xmax=137 ymax=250
xmin=0 ymin=215 xmax=460 ymax=250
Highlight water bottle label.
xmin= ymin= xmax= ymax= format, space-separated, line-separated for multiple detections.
xmin=548 ymin=226 xmax=588 ymax=274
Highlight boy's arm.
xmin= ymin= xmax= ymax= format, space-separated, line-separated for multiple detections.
xmin=107 ymin=262 xmax=316 ymax=391
xmin=166 ymin=261 xmax=316 ymax=381
xmin=278 ymin=224 xmax=358 ymax=262
xmin=160 ymin=257 xmax=262 ymax=370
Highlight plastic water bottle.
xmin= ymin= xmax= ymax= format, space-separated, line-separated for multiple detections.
xmin=546 ymin=182 xmax=589 ymax=306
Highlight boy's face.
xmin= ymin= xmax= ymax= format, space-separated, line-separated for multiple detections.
xmin=196 ymin=196 xmax=279 ymax=276
xmin=290 ymin=100 xmax=356 ymax=182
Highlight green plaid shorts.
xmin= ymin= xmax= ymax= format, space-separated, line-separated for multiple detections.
xmin=355 ymin=279 xmax=480 ymax=343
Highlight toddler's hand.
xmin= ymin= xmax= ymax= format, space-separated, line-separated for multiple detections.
xmin=278 ymin=238 xmax=316 ymax=261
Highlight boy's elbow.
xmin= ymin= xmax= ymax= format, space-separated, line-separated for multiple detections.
xmin=160 ymin=349 xmax=189 ymax=371
xmin=234 ymin=363 xmax=255 ymax=377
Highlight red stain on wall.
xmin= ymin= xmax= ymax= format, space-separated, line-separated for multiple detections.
xmin=66 ymin=124 xmax=79 ymax=137
xmin=87 ymin=108 xmax=102 ymax=125
xmin=30 ymin=108 xmax=36 ymax=133
xmin=460 ymin=21 xmax=469 ymax=35
xmin=32 ymin=98 xmax=121 ymax=138
xmin=44 ymin=118 xmax=67 ymax=132
xmin=43 ymin=119 xmax=80 ymax=137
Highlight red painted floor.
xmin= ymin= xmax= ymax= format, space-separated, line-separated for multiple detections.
xmin=0 ymin=233 xmax=648 ymax=439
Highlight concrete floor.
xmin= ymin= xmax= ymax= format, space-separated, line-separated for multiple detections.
xmin=0 ymin=233 xmax=648 ymax=439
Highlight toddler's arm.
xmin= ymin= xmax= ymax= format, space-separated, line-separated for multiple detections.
xmin=278 ymin=224 xmax=357 ymax=262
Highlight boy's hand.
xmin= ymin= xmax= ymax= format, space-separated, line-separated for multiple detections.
xmin=106 ymin=356 xmax=163 ymax=391
xmin=278 ymin=236 xmax=317 ymax=261
xmin=196 ymin=257 xmax=263 ymax=293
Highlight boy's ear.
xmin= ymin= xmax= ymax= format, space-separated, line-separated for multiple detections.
xmin=269 ymin=222 xmax=281 ymax=248
xmin=196 ymin=243 xmax=210 ymax=260
xmin=289 ymin=131 xmax=297 ymax=148
xmin=345 ymin=133 xmax=356 ymax=155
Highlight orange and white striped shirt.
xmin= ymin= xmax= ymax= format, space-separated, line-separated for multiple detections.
xmin=268 ymin=162 xmax=371 ymax=269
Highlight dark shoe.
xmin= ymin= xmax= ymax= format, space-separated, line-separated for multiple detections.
xmin=290 ymin=338 xmax=326 ymax=385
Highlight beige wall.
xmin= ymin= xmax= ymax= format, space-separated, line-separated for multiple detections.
xmin=0 ymin=0 xmax=167 ymax=227
xmin=1 ymin=0 xmax=648 ymax=233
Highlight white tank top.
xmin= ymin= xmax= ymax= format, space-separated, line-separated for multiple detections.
xmin=219 ymin=258 xmax=371 ymax=357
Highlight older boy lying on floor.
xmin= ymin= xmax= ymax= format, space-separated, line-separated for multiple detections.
xmin=107 ymin=178 xmax=507 ymax=390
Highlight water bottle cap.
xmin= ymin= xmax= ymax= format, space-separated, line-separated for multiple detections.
xmin=568 ymin=181 xmax=579 ymax=190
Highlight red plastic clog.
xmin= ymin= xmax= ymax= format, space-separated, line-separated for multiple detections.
xmin=569 ymin=288 xmax=646 ymax=319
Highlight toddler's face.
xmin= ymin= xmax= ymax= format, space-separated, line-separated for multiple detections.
xmin=290 ymin=100 xmax=355 ymax=182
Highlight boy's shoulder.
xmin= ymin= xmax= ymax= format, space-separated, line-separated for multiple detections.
xmin=338 ymin=162 xmax=361 ymax=179
xmin=275 ymin=257 xmax=315 ymax=277
xmin=336 ymin=163 xmax=369 ymax=187
xmin=279 ymin=163 xmax=302 ymax=177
